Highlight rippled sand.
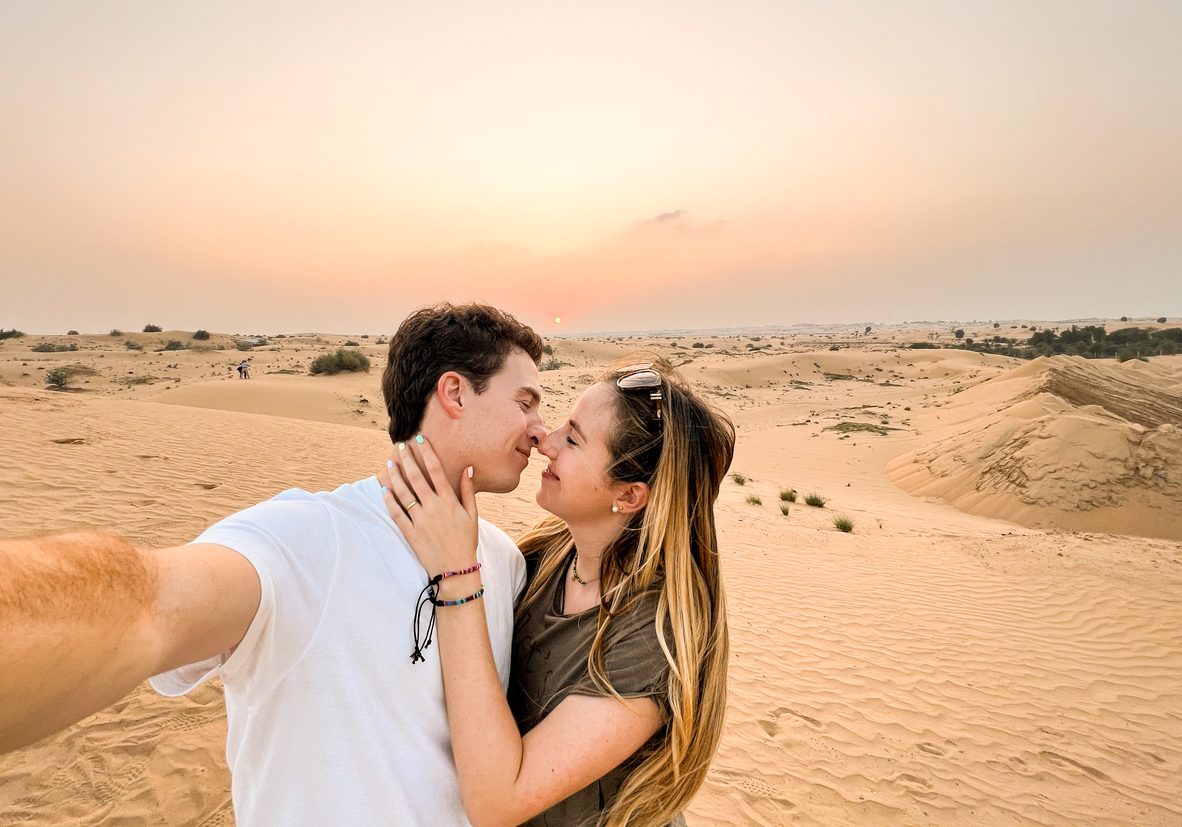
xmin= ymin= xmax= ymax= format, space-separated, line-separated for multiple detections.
xmin=1 ymin=328 xmax=1179 ymax=825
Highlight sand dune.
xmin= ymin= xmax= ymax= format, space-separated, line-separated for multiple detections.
xmin=888 ymin=355 xmax=1182 ymax=540
xmin=1 ymin=330 xmax=1180 ymax=825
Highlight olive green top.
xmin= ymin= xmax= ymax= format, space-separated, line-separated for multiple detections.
xmin=509 ymin=553 xmax=681 ymax=827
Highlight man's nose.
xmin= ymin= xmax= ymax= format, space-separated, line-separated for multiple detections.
xmin=527 ymin=415 xmax=548 ymax=447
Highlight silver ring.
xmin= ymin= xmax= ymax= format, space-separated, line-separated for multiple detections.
xmin=405 ymin=500 xmax=420 ymax=511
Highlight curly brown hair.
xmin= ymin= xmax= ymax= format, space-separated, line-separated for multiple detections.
xmin=381 ymin=303 xmax=543 ymax=443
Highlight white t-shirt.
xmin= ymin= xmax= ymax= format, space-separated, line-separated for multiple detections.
xmin=150 ymin=477 xmax=526 ymax=826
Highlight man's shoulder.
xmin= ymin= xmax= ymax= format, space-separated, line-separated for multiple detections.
xmin=205 ymin=479 xmax=380 ymax=538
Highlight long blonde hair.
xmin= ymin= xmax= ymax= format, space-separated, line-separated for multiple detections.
xmin=516 ymin=357 xmax=735 ymax=826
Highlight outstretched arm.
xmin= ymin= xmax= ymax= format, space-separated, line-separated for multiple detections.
xmin=380 ymin=442 xmax=662 ymax=826
xmin=0 ymin=531 xmax=260 ymax=753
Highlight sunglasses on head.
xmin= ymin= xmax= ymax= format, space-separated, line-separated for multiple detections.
xmin=615 ymin=363 xmax=663 ymax=421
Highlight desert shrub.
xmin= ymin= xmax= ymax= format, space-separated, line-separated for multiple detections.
xmin=32 ymin=343 xmax=78 ymax=352
xmin=159 ymin=340 xmax=185 ymax=351
xmin=235 ymin=340 xmax=255 ymax=351
xmin=730 ymin=472 xmax=747 ymax=486
xmin=0 ymin=328 xmax=24 ymax=339
xmin=746 ymin=494 xmax=762 ymax=506
xmin=1157 ymin=317 xmax=1168 ymax=324
xmin=780 ymin=488 xmax=796 ymax=502
xmin=908 ymin=342 xmax=939 ymax=349
xmin=780 ymin=503 xmax=791 ymax=516
xmin=344 ymin=340 xmax=360 ymax=347
xmin=143 ymin=324 xmax=162 ymax=333
xmin=192 ymin=329 xmax=211 ymax=340
xmin=110 ymin=329 xmax=123 ymax=336
xmin=540 ymin=356 xmax=565 ymax=371
xmin=833 ymin=515 xmax=854 ymax=533
xmin=825 ymin=421 xmax=889 ymax=436
xmin=804 ymin=492 xmax=827 ymax=508
xmin=67 ymin=330 xmax=79 ymax=335
xmin=953 ymin=329 xmax=965 ymax=339
xmin=125 ymin=340 xmax=144 ymax=351
xmin=692 ymin=342 xmax=705 ymax=348
xmin=542 ymin=343 xmax=554 ymax=355
xmin=310 ymin=349 xmax=371 ymax=375
xmin=45 ymin=364 xmax=98 ymax=389
xmin=1120 ymin=316 xmax=1129 ymax=322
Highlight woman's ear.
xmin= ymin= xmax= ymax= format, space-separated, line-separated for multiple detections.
xmin=613 ymin=481 xmax=650 ymax=514
xmin=435 ymin=371 xmax=465 ymax=419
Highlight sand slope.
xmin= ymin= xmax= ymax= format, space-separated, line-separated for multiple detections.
xmin=1 ymin=332 xmax=1180 ymax=826
xmin=888 ymin=355 xmax=1182 ymax=540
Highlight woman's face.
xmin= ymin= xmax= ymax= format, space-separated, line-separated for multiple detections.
xmin=535 ymin=382 xmax=621 ymax=522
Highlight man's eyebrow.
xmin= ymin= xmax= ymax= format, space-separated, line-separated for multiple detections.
xmin=518 ymin=386 xmax=542 ymax=405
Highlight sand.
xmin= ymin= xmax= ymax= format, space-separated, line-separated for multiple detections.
xmin=1 ymin=325 xmax=1179 ymax=825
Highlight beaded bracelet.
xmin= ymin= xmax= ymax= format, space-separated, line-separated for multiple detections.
xmin=432 ymin=586 xmax=485 ymax=607
xmin=410 ymin=580 xmax=486 ymax=664
xmin=437 ymin=562 xmax=481 ymax=580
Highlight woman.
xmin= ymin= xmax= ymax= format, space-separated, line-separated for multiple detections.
xmin=379 ymin=358 xmax=734 ymax=826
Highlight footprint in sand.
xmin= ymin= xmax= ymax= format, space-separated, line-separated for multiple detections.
xmin=892 ymin=772 xmax=936 ymax=801
xmin=196 ymin=801 xmax=234 ymax=827
xmin=759 ymin=705 xmax=824 ymax=738
xmin=917 ymin=742 xmax=946 ymax=757
xmin=93 ymin=756 xmax=150 ymax=806
xmin=708 ymin=768 xmax=793 ymax=807
xmin=161 ymin=709 xmax=223 ymax=733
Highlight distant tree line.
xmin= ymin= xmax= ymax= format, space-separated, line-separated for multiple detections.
xmin=937 ymin=325 xmax=1182 ymax=362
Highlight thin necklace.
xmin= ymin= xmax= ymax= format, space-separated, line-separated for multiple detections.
xmin=571 ymin=549 xmax=599 ymax=585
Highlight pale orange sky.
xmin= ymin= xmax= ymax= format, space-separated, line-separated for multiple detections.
xmin=2 ymin=1 xmax=1180 ymax=335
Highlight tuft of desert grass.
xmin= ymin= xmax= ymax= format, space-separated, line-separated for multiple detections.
xmin=833 ymin=515 xmax=854 ymax=533
xmin=804 ymin=492 xmax=827 ymax=508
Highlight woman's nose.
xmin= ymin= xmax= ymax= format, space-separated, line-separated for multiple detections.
xmin=536 ymin=431 xmax=558 ymax=458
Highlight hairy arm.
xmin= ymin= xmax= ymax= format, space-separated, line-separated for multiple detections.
xmin=0 ymin=531 xmax=260 ymax=753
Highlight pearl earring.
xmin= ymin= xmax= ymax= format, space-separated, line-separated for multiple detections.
xmin=611 ymin=504 xmax=619 ymax=514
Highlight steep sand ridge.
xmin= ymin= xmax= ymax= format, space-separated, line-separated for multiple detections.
xmin=1019 ymin=355 xmax=1182 ymax=428
xmin=889 ymin=356 xmax=1182 ymax=540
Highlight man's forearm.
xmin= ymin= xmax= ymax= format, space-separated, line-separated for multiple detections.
xmin=0 ymin=531 xmax=162 ymax=753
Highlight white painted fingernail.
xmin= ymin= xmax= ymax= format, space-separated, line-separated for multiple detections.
xmin=397 ymin=442 xmax=406 ymax=452
xmin=386 ymin=459 xmax=394 ymax=468
xmin=467 ymin=466 xmax=473 ymax=478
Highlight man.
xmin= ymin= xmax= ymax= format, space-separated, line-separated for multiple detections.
xmin=0 ymin=303 xmax=548 ymax=825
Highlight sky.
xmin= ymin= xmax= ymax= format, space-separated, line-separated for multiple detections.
xmin=2 ymin=1 xmax=1180 ymax=335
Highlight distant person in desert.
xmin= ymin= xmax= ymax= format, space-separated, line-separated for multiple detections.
xmin=236 ymin=359 xmax=250 ymax=379
xmin=378 ymin=356 xmax=735 ymax=826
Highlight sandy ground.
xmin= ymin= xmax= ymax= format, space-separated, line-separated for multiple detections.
xmin=0 ymin=323 xmax=1179 ymax=825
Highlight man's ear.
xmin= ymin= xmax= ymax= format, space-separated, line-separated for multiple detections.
xmin=614 ymin=482 xmax=650 ymax=515
xmin=435 ymin=371 xmax=466 ymax=419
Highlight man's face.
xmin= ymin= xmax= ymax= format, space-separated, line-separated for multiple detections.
xmin=458 ymin=349 xmax=546 ymax=494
